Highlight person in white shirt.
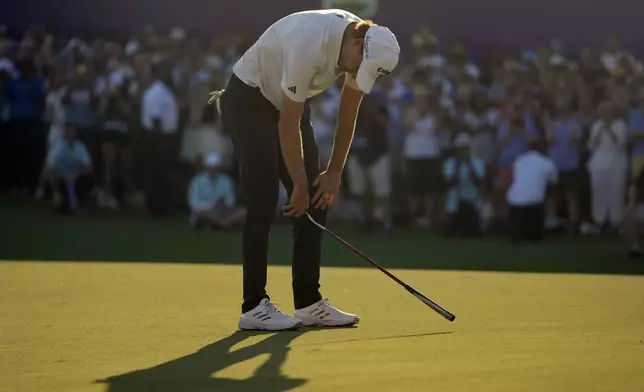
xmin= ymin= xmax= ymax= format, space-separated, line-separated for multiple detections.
xmin=44 ymin=123 xmax=93 ymax=214
xmin=600 ymin=34 xmax=636 ymax=73
xmin=403 ymin=97 xmax=443 ymax=228
xmin=211 ymin=9 xmax=400 ymax=331
xmin=140 ymin=63 xmax=180 ymax=216
xmin=506 ymin=140 xmax=558 ymax=241
xmin=587 ymin=101 xmax=628 ymax=230
xmin=187 ymin=153 xmax=247 ymax=230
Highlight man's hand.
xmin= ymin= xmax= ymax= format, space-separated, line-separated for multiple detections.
xmin=283 ymin=184 xmax=309 ymax=218
xmin=312 ymin=170 xmax=341 ymax=209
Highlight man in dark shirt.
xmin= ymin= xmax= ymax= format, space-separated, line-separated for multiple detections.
xmin=6 ymin=58 xmax=46 ymax=194
xmin=345 ymin=92 xmax=392 ymax=231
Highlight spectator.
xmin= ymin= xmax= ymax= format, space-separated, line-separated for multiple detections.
xmin=464 ymin=91 xmax=500 ymax=167
xmin=507 ymin=140 xmax=558 ymax=242
xmin=63 ymin=64 xmax=100 ymax=174
xmin=463 ymin=91 xmax=500 ymax=227
xmin=44 ymin=123 xmax=93 ymax=214
xmin=403 ymin=97 xmax=444 ymax=227
xmin=187 ymin=153 xmax=246 ymax=230
xmin=442 ymin=133 xmax=486 ymax=237
xmin=140 ymin=63 xmax=179 ymax=215
xmin=544 ymin=99 xmax=583 ymax=232
xmin=587 ymin=101 xmax=628 ymax=231
xmin=446 ymin=38 xmax=480 ymax=82
xmin=6 ymin=58 xmax=46 ymax=194
xmin=346 ymin=94 xmax=392 ymax=232
xmin=35 ymin=71 xmax=67 ymax=199
xmin=415 ymin=33 xmax=446 ymax=72
xmin=496 ymin=105 xmax=538 ymax=201
xmin=600 ymin=34 xmax=635 ymax=73
xmin=97 ymin=82 xmax=134 ymax=209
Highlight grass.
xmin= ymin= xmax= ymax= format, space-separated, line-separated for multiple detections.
xmin=1 ymin=199 xmax=644 ymax=392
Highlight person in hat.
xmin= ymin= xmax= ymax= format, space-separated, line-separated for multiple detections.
xmin=211 ymin=9 xmax=400 ymax=330
xmin=187 ymin=153 xmax=247 ymax=230
xmin=442 ymin=132 xmax=486 ymax=237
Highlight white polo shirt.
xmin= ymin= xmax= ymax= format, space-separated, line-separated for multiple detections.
xmin=587 ymin=119 xmax=628 ymax=171
xmin=233 ymin=9 xmax=363 ymax=110
xmin=141 ymin=80 xmax=179 ymax=134
xmin=507 ymin=151 xmax=558 ymax=206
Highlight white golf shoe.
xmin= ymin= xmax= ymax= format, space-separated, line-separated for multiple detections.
xmin=238 ymin=298 xmax=303 ymax=331
xmin=294 ymin=298 xmax=359 ymax=327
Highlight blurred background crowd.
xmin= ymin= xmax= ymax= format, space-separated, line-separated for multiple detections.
xmin=1 ymin=13 xmax=643 ymax=238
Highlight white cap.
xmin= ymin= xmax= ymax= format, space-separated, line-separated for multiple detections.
xmin=356 ymin=26 xmax=400 ymax=94
xmin=204 ymin=153 xmax=223 ymax=168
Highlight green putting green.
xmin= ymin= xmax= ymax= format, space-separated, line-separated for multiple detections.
xmin=2 ymin=263 xmax=643 ymax=392
xmin=1 ymin=199 xmax=643 ymax=391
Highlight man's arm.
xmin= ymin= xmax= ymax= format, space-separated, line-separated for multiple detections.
xmin=326 ymin=79 xmax=364 ymax=174
xmin=279 ymin=96 xmax=308 ymax=188
xmin=279 ymin=46 xmax=317 ymax=188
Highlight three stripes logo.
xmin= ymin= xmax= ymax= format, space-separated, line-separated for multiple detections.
xmin=252 ymin=311 xmax=273 ymax=322
xmin=288 ymin=86 xmax=297 ymax=94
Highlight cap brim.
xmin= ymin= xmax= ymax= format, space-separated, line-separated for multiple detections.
xmin=356 ymin=64 xmax=377 ymax=94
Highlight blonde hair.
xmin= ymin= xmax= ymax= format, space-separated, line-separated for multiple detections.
xmin=347 ymin=20 xmax=377 ymax=40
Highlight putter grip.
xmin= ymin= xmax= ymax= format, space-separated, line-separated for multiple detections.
xmin=410 ymin=289 xmax=456 ymax=322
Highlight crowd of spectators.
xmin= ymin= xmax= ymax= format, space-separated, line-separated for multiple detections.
xmin=1 ymin=22 xmax=643 ymax=242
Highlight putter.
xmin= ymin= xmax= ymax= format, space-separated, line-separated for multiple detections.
xmin=306 ymin=213 xmax=456 ymax=322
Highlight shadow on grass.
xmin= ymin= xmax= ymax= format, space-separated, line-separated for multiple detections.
xmin=97 ymin=330 xmax=308 ymax=392
xmin=96 ymin=329 xmax=451 ymax=392
xmin=2 ymin=198 xmax=643 ymax=275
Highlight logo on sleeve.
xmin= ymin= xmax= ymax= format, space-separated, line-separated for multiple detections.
xmin=288 ymin=86 xmax=297 ymax=94
xmin=377 ymin=67 xmax=391 ymax=76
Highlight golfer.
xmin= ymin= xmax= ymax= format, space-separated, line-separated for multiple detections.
xmin=213 ymin=9 xmax=400 ymax=330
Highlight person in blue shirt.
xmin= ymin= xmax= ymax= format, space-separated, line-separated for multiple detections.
xmin=442 ymin=132 xmax=486 ymax=237
xmin=44 ymin=122 xmax=93 ymax=214
xmin=544 ymin=100 xmax=583 ymax=233
xmin=187 ymin=153 xmax=247 ymax=230
xmin=6 ymin=58 xmax=46 ymax=194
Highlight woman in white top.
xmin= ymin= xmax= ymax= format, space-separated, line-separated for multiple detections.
xmin=587 ymin=101 xmax=628 ymax=228
xmin=403 ymin=97 xmax=443 ymax=227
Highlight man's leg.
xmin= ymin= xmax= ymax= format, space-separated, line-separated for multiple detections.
xmin=54 ymin=179 xmax=70 ymax=214
xmin=220 ymin=82 xmax=281 ymax=314
xmin=508 ymin=205 xmax=521 ymax=241
xmin=526 ymin=204 xmax=545 ymax=241
xmin=76 ymin=173 xmax=94 ymax=210
xmin=278 ymin=110 xmax=325 ymax=310
xmin=590 ymin=169 xmax=609 ymax=225
xmin=606 ymin=166 xmax=626 ymax=228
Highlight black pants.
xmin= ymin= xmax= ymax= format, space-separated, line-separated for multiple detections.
xmin=508 ymin=203 xmax=545 ymax=241
xmin=6 ymin=119 xmax=46 ymax=192
xmin=444 ymin=201 xmax=480 ymax=237
xmin=50 ymin=175 xmax=93 ymax=214
xmin=220 ymin=74 xmax=326 ymax=313
xmin=140 ymin=132 xmax=180 ymax=216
